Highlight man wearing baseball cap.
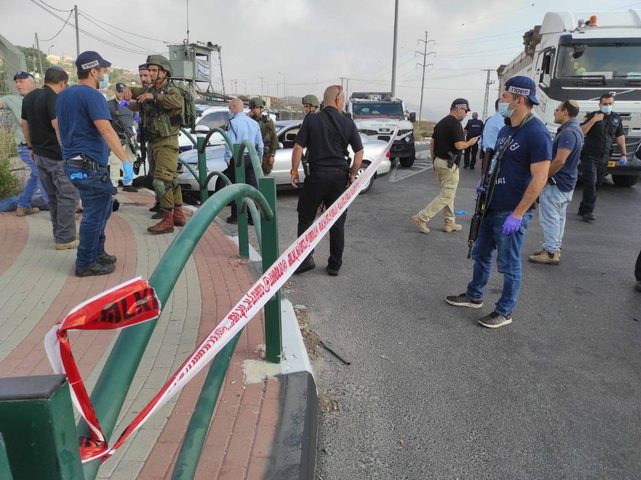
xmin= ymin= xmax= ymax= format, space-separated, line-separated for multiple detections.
xmin=412 ymin=98 xmax=479 ymax=234
xmin=56 ymin=51 xmax=130 ymax=277
xmin=1 ymin=70 xmax=48 ymax=216
xmin=447 ymin=76 xmax=552 ymax=329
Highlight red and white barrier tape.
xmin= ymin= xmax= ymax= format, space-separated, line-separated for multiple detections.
xmin=45 ymin=133 xmax=394 ymax=462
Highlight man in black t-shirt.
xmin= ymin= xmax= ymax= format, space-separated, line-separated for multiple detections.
xmin=21 ymin=66 xmax=78 ymax=249
xmin=412 ymin=98 xmax=479 ymax=234
xmin=463 ymin=112 xmax=484 ymax=169
xmin=290 ymin=84 xmax=364 ymax=276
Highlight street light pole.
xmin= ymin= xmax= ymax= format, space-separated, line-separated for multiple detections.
xmin=391 ymin=0 xmax=399 ymax=96
xmin=278 ymin=72 xmax=286 ymax=101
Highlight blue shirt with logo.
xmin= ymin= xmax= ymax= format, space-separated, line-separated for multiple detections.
xmin=56 ymin=84 xmax=111 ymax=165
xmin=489 ymin=115 xmax=552 ymax=211
xmin=551 ymin=119 xmax=584 ymax=192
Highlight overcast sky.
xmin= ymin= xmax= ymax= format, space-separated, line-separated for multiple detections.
xmin=2 ymin=0 xmax=641 ymax=120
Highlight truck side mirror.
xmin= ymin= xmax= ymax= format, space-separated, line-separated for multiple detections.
xmin=409 ymin=112 xmax=417 ymax=123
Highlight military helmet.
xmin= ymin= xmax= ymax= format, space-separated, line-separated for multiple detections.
xmin=146 ymin=55 xmax=172 ymax=75
xmin=302 ymin=95 xmax=319 ymax=107
xmin=249 ymin=97 xmax=266 ymax=108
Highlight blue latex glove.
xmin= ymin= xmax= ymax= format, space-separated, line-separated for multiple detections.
xmin=618 ymin=155 xmax=627 ymax=165
xmin=122 ymin=162 xmax=134 ymax=185
xmin=502 ymin=214 xmax=522 ymax=235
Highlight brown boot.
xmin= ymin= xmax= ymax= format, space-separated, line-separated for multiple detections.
xmin=173 ymin=206 xmax=187 ymax=226
xmin=147 ymin=209 xmax=174 ymax=235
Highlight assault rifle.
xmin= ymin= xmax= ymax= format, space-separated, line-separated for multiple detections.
xmin=468 ymin=148 xmax=494 ymax=258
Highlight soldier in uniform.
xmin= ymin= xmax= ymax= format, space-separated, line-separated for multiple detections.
xmin=302 ymin=94 xmax=319 ymax=116
xmin=248 ymin=98 xmax=278 ymax=175
xmin=124 ymin=55 xmax=186 ymax=234
xmin=577 ymin=93 xmax=627 ymax=222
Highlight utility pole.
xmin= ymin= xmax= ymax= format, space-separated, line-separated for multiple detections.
xmin=259 ymin=76 xmax=265 ymax=94
xmin=481 ymin=68 xmax=495 ymax=119
xmin=214 ymin=45 xmax=225 ymax=95
xmin=34 ymin=33 xmax=44 ymax=79
xmin=74 ymin=5 xmax=79 ymax=57
xmin=391 ymin=0 xmax=399 ymax=96
xmin=339 ymin=76 xmax=350 ymax=100
xmin=416 ymin=31 xmax=435 ymax=124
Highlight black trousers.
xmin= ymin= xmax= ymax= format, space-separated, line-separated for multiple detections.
xmin=578 ymin=154 xmax=608 ymax=215
xmin=297 ymin=168 xmax=349 ymax=270
xmin=635 ymin=248 xmax=641 ymax=282
xmin=225 ymin=156 xmax=258 ymax=218
xmin=464 ymin=143 xmax=479 ymax=168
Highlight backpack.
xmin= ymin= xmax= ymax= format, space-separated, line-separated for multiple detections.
xmin=169 ymin=82 xmax=197 ymax=130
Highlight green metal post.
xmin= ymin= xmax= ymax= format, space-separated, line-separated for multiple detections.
xmin=234 ymin=143 xmax=249 ymax=258
xmin=259 ymin=176 xmax=282 ymax=363
xmin=196 ymin=136 xmax=208 ymax=204
xmin=171 ymin=332 xmax=241 ymax=480
xmin=0 ymin=434 xmax=14 ymax=480
xmin=0 ymin=375 xmax=84 ymax=479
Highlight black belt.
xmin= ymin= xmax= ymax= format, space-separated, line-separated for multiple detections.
xmin=65 ymin=155 xmax=105 ymax=171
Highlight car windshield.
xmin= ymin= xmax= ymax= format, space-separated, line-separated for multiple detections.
xmin=353 ymin=102 xmax=404 ymax=116
xmin=556 ymin=43 xmax=641 ymax=78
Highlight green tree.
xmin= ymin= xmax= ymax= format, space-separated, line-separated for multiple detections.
xmin=16 ymin=46 xmax=50 ymax=76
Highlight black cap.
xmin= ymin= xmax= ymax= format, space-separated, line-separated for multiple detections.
xmin=13 ymin=71 xmax=34 ymax=81
xmin=451 ymin=98 xmax=471 ymax=112
xmin=138 ymin=63 xmax=149 ymax=71
xmin=115 ymin=82 xmax=126 ymax=92
xmin=46 ymin=65 xmax=66 ymax=73
xmin=75 ymin=51 xmax=111 ymax=71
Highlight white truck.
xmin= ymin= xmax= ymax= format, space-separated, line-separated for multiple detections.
xmin=347 ymin=92 xmax=417 ymax=167
xmin=497 ymin=10 xmax=641 ymax=186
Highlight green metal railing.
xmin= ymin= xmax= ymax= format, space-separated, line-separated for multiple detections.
xmin=0 ymin=127 xmax=283 ymax=479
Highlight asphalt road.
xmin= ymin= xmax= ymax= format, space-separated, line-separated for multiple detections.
xmin=274 ymin=150 xmax=641 ymax=480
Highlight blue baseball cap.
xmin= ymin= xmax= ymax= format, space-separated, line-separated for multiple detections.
xmin=13 ymin=71 xmax=34 ymax=80
xmin=75 ymin=51 xmax=111 ymax=71
xmin=505 ymin=76 xmax=539 ymax=105
xmin=115 ymin=82 xmax=126 ymax=92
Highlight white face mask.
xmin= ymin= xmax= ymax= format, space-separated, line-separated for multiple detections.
xmin=600 ymin=104 xmax=613 ymax=114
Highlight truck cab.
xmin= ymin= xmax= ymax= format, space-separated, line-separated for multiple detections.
xmin=498 ymin=10 xmax=641 ymax=186
xmin=347 ymin=92 xmax=417 ymax=167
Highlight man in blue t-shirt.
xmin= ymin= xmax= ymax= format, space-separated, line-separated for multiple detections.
xmin=529 ymin=100 xmax=584 ymax=265
xmin=56 ymin=51 xmax=129 ymax=277
xmin=446 ymin=76 xmax=552 ymax=329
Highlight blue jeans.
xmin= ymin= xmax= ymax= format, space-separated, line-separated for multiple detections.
xmin=64 ymin=161 xmax=113 ymax=269
xmin=538 ymin=184 xmax=573 ymax=253
xmin=17 ymin=145 xmax=48 ymax=208
xmin=467 ymin=210 xmax=533 ymax=316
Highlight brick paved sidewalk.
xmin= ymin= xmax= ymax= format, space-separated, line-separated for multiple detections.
xmin=0 ymin=191 xmax=282 ymax=479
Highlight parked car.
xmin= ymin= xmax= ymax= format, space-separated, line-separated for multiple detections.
xmin=177 ymin=120 xmax=391 ymax=202
xmin=178 ymin=104 xmax=230 ymax=152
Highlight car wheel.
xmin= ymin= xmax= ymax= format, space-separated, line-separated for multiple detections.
xmin=399 ymin=156 xmax=415 ymax=168
xmin=356 ymin=162 xmax=376 ymax=194
xmin=611 ymin=175 xmax=639 ymax=187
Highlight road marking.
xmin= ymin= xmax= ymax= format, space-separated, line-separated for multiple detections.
xmin=388 ymin=157 xmax=433 ymax=183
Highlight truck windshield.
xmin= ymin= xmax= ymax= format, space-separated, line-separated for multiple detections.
xmin=556 ymin=43 xmax=641 ymax=78
xmin=352 ymin=103 xmax=404 ymax=117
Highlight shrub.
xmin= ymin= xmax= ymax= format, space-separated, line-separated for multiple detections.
xmin=0 ymin=126 xmax=20 ymax=198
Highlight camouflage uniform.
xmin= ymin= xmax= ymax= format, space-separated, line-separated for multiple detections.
xmin=249 ymin=98 xmax=278 ymax=175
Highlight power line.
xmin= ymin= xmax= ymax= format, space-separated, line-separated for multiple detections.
xmin=41 ymin=8 xmax=73 ymax=42
xmin=38 ymin=0 xmax=71 ymax=12
xmin=78 ymin=12 xmax=154 ymax=52
xmin=77 ymin=9 xmax=174 ymax=44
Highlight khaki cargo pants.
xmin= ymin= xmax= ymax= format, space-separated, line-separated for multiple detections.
xmin=151 ymin=135 xmax=183 ymax=210
xmin=416 ymin=157 xmax=460 ymax=224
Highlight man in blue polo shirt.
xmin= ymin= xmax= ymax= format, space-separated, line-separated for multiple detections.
xmin=446 ymin=76 xmax=552 ymax=329
xmin=529 ymin=100 xmax=583 ymax=265
xmin=56 ymin=51 xmax=129 ymax=277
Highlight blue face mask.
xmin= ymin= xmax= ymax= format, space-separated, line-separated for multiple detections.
xmin=498 ymin=102 xmax=514 ymax=118
xmin=99 ymin=73 xmax=109 ymax=90
xmin=600 ymin=105 xmax=613 ymax=114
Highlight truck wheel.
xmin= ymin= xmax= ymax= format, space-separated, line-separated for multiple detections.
xmin=399 ymin=156 xmax=415 ymax=168
xmin=612 ymin=175 xmax=638 ymax=187
xmin=357 ymin=162 xmax=376 ymax=194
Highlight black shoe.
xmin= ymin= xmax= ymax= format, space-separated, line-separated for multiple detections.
xmin=446 ymin=293 xmax=483 ymax=309
xmin=151 ymin=211 xmax=162 ymax=219
xmin=226 ymin=215 xmax=237 ymax=224
xmin=112 ymin=198 xmax=120 ymax=212
xmin=149 ymin=202 xmax=160 ymax=212
xmin=636 ymin=281 xmax=641 ymax=293
xmin=96 ymin=252 xmax=117 ymax=265
xmin=112 ymin=186 xmax=118 ymax=195
xmin=582 ymin=212 xmax=596 ymax=222
xmin=122 ymin=185 xmax=138 ymax=193
xmin=478 ymin=311 xmax=512 ymax=329
xmin=469 ymin=167 xmax=475 ymax=170
xmin=294 ymin=257 xmax=315 ymax=274
xmin=326 ymin=266 xmax=339 ymax=276
xmin=76 ymin=262 xmax=115 ymax=277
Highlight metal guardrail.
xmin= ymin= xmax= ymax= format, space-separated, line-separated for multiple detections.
xmin=0 ymin=126 xmax=282 ymax=478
